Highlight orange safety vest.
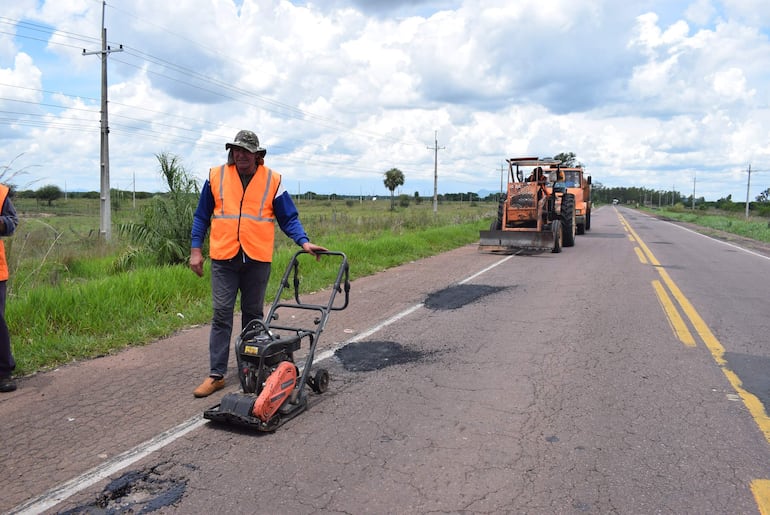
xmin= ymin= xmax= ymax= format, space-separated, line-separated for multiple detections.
xmin=208 ymin=163 xmax=281 ymax=262
xmin=0 ymin=184 xmax=9 ymax=281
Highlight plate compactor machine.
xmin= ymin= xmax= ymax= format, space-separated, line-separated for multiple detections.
xmin=204 ymin=250 xmax=350 ymax=431
xmin=479 ymin=157 xmax=576 ymax=254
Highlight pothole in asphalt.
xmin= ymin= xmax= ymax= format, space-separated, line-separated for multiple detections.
xmin=424 ymin=284 xmax=508 ymax=310
xmin=335 ymin=340 xmax=427 ymax=372
xmin=60 ymin=464 xmax=187 ymax=514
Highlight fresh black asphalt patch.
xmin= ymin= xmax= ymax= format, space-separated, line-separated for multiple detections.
xmin=335 ymin=341 xmax=426 ymax=372
xmin=335 ymin=285 xmax=507 ymax=372
xmin=723 ymin=351 xmax=770 ymax=415
xmin=424 ymin=284 xmax=508 ymax=310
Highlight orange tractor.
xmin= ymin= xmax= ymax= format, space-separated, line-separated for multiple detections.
xmin=545 ymin=165 xmax=592 ymax=234
xmin=479 ymin=157 xmax=576 ymax=254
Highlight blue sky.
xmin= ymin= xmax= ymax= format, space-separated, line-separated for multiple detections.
xmin=1 ymin=0 xmax=770 ymax=201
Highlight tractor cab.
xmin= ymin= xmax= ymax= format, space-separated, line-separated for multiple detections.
xmin=549 ymin=169 xmax=580 ymax=190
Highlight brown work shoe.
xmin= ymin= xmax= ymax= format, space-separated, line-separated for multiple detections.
xmin=193 ymin=376 xmax=225 ymax=398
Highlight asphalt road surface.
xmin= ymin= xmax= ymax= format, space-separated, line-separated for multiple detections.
xmin=3 ymin=205 xmax=770 ymax=514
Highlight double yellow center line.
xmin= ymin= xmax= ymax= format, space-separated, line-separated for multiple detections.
xmin=618 ymin=210 xmax=770 ymax=513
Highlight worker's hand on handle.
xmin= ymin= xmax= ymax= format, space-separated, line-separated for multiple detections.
xmin=190 ymin=247 xmax=204 ymax=277
xmin=302 ymin=242 xmax=328 ymax=261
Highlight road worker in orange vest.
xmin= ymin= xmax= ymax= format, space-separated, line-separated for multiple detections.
xmin=189 ymin=130 xmax=326 ymax=398
xmin=0 ymin=183 xmax=19 ymax=393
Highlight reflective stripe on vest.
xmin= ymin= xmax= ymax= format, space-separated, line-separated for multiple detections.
xmin=208 ymin=164 xmax=280 ymax=262
xmin=0 ymin=184 xmax=8 ymax=281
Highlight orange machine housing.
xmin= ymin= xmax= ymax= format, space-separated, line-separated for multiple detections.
xmin=252 ymin=361 xmax=297 ymax=422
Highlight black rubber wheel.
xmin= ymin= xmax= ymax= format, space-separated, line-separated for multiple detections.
xmin=313 ymin=369 xmax=330 ymax=394
xmin=585 ymin=209 xmax=591 ymax=231
xmin=560 ymin=193 xmax=576 ymax=247
xmin=490 ymin=194 xmax=506 ymax=230
xmin=551 ymin=220 xmax=562 ymax=253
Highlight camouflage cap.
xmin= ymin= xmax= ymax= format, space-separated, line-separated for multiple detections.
xmin=225 ymin=130 xmax=266 ymax=155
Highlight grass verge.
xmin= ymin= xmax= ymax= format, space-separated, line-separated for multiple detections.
xmin=9 ymin=219 xmax=487 ymax=376
xmin=642 ymin=206 xmax=770 ymax=244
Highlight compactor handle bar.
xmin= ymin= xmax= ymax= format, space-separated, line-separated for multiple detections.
xmin=284 ymin=250 xmax=350 ymax=312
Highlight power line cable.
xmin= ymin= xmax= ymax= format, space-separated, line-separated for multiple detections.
xmin=3 ymin=13 xmax=425 ymax=149
xmin=99 ymin=3 xmax=403 ymax=137
xmin=1 ymin=10 xmax=452 ymax=186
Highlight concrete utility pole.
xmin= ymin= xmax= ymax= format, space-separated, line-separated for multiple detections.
xmin=427 ymin=130 xmax=445 ymax=214
xmin=83 ymin=0 xmax=122 ymax=241
xmin=692 ymin=172 xmax=696 ymax=210
xmin=500 ymin=162 xmax=505 ymax=198
xmin=745 ymin=164 xmax=752 ymax=219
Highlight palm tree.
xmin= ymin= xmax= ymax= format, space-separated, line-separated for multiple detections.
xmin=117 ymin=152 xmax=200 ymax=268
xmin=383 ymin=168 xmax=405 ymax=211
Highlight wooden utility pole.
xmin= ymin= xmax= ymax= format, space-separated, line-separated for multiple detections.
xmin=83 ymin=0 xmax=122 ymax=241
xmin=427 ymin=131 xmax=445 ymax=214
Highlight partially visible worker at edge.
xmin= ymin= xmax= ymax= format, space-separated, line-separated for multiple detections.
xmin=189 ymin=129 xmax=326 ymax=398
xmin=0 ymin=182 xmax=19 ymax=393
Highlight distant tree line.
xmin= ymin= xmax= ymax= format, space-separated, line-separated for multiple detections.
xmin=591 ymin=184 xmax=770 ymax=216
xmin=13 ymin=187 xmax=157 ymax=202
xmin=14 ymin=178 xmax=770 ymax=218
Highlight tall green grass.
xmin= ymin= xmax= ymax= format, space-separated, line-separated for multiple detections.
xmin=7 ymin=198 xmax=494 ymax=376
xmin=11 ymin=266 xmax=212 ymax=373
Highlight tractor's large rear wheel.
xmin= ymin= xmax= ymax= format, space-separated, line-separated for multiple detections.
xmin=490 ymin=194 xmax=506 ymax=230
xmin=561 ymin=193 xmax=576 ymax=247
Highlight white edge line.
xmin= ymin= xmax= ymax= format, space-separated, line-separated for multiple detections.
xmin=11 ymin=254 xmax=513 ymax=514
xmin=670 ymin=221 xmax=770 ymax=260
xmin=314 ymin=303 xmax=424 ymax=364
xmin=459 ymin=254 xmax=515 ymax=284
xmin=640 ymin=211 xmax=770 ymax=261
xmin=11 ymin=415 xmax=206 ymax=514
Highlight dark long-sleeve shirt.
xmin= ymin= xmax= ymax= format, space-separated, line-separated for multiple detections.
xmin=0 ymin=194 xmax=18 ymax=237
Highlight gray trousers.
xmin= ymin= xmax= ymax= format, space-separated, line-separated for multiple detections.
xmin=208 ymin=255 xmax=271 ymax=377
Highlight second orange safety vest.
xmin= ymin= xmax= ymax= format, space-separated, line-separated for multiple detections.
xmin=0 ymin=184 xmax=9 ymax=281
xmin=208 ymin=164 xmax=281 ymax=262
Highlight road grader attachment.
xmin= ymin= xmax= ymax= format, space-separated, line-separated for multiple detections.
xmin=479 ymin=157 xmax=576 ymax=254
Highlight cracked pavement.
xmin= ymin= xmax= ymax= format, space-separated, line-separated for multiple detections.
xmin=4 ymin=207 xmax=770 ymax=514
